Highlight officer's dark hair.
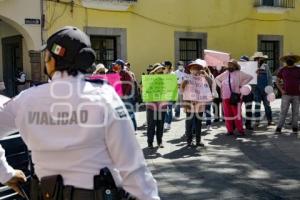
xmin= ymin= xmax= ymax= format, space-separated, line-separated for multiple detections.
xmin=50 ymin=48 xmax=96 ymax=77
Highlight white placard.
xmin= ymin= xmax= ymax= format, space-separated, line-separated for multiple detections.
xmin=238 ymin=61 xmax=258 ymax=85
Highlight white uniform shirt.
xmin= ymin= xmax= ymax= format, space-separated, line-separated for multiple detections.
xmin=0 ymin=71 xmax=160 ymax=200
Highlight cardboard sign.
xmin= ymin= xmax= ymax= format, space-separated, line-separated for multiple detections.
xmin=0 ymin=95 xmax=10 ymax=109
xmin=142 ymin=74 xmax=178 ymax=102
xmin=89 ymin=74 xmax=123 ymax=96
xmin=183 ymin=75 xmax=213 ymax=102
xmin=238 ymin=61 xmax=258 ymax=85
xmin=204 ymin=49 xmax=230 ymax=67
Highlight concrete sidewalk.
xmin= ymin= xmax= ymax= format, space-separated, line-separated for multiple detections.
xmin=135 ymin=99 xmax=300 ymax=200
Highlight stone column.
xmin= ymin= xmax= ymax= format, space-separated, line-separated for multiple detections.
xmin=29 ymin=50 xmax=42 ymax=82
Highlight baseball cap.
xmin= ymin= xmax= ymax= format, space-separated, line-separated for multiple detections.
xmin=240 ymin=55 xmax=250 ymax=62
xmin=41 ymin=26 xmax=95 ymax=65
xmin=115 ymin=59 xmax=125 ymax=68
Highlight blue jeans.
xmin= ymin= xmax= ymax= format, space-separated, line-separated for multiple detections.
xmin=122 ymin=97 xmax=137 ymax=130
xmin=164 ymin=103 xmax=173 ymax=124
xmin=254 ymin=88 xmax=272 ymax=122
xmin=174 ymin=94 xmax=182 ymax=118
xmin=205 ymin=104 xmax=212 ymax=126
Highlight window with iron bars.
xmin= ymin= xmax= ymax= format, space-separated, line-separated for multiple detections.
xmin=90 ymin=36 xmax=117 ymax=67
xmin=254 ymin=0 xmax=295 ymax=8
xmin=259 ymin=40 xmax=280 ymax=73
xmin=179 ymin=39 xmax=203 ymax=66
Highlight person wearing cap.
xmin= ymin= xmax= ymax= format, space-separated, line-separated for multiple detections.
xmin=251 ymin=52 xmax=274 ymax=127
xmin=181 ymin=59 xmax=212 ymax=147
xmin=174 ymin=61 xmax=186 ymax=119
xmin=163 ymin=61 xmax=174 ymax=130
xmin=0 ymin=26 xmax=160 ymax=200
xmin=215 ymin=59 xmax=253 ymax=136
xmin=145 ymin=63 xmax=168 ymax=148
xmin=239 ymin=55 xmax=254 ymax=130
xmin=111 ymin=59 xmax=137 ymax=131
xmin=275 ymin=54 xmax=300 ymax=134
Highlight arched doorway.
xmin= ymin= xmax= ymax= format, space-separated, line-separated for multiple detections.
xmin=0 ymin=16 xmax=40 ymax=97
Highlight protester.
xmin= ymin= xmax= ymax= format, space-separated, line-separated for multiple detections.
xmin=251 ymin=52 xmax=274 ymax=127
xmin=125 ymin=62 xmax=140 ymax=108
xmin=239 ymin=55 xmax=254 ymax=130
xmin=146 ymin=63 xmax=168 ymax=148
xmin=204 ymin=66 xmax=218 ymax=131
xmin=275 ymin=54 xmax=300 ymax=134
xmin=181 ymin=59 xmax=212 ymax=147
xmin=163 ymin=61 xmax=175 ymax=130
xmin=174 ymin=61 xmax=186 ymax=119
xmin=209 ymin=65 xmax=226 ymax=122
xmin=215 ymin=59 xmax=253 ymax=136
xmin=93 ymin=63 xmax=107 ymax=74
xmin=111 ymin=59 xmax=137 ymax=131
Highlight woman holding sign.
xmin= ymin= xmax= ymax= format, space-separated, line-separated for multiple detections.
xmin=215 ymin=59 xmax=253 ymax=136
xmin=145 ymin=63 xmax=169 ymax=149
xmin=181 ymin=60 xmax=213 ymax=147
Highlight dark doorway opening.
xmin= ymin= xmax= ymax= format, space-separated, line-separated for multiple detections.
xmin=2 ymin=35 xmax=23 ymax=97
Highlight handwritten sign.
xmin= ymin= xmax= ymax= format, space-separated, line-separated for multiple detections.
xmin=183 ymin=75 xmax=213 ymax=102
xmin=204 ymin=49 xmax=230 ymax=67
xmin=239 ymin=61 xmax=258 ymax=85
xmin=89 ymin=74 xmax=123 ymax=96
xmin=0 ymin=95 xmax=10 ymax=109
xmin=142 ymin=74 xmax=178 ymax=102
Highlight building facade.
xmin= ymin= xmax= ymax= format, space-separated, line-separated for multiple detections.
xmin=1 ymin=0 xmax=300 ymax=94
xmin=0 ymin=0 xmax=43 ymax=97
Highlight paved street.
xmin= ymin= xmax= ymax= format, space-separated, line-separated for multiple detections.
xmin=135 ymin=99 xmax=300 ymax=200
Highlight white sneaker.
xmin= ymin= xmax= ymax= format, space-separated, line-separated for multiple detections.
xmin=164 ymin=123 xmax=171 ymax=130
xmin=207 ymin=125 xmax=212 ymax=131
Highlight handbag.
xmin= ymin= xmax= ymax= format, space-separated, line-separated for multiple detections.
xmin=228 ymin=73 xmax=241 ymax=105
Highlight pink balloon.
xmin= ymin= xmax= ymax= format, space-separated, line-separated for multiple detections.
xmin=267 ymin=93 xmax=276 ymax=102
xmin=240 ymin=85 xmax=252 ymax=96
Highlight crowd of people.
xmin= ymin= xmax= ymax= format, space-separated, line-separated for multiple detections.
xmin=0 ymin=26 xmax=299 ymax=200
xmin=92 ymin=52 xmax=300 ymax=149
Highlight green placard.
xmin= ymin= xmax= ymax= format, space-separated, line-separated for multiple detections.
xmin=142 ymin=74 xmax=178 ymax=102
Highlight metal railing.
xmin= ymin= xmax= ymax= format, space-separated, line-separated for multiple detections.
xmin=254 ymin=0 xmax=295 ymax=8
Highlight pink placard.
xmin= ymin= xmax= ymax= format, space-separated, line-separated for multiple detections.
xmin=89 ymin=74 xmax=123 ymax=96
xmin=183 ymin=75 xmax=213 ymax=102
xmin=204 ymin=50 xmax=230 ymax=67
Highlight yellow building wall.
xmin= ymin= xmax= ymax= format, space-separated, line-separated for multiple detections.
xmin=45 ymin=0 xmax=300 ymax=78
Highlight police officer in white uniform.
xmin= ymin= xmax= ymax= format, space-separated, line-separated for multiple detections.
xmin=0 ymin=26 xmax=160 ymax=200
